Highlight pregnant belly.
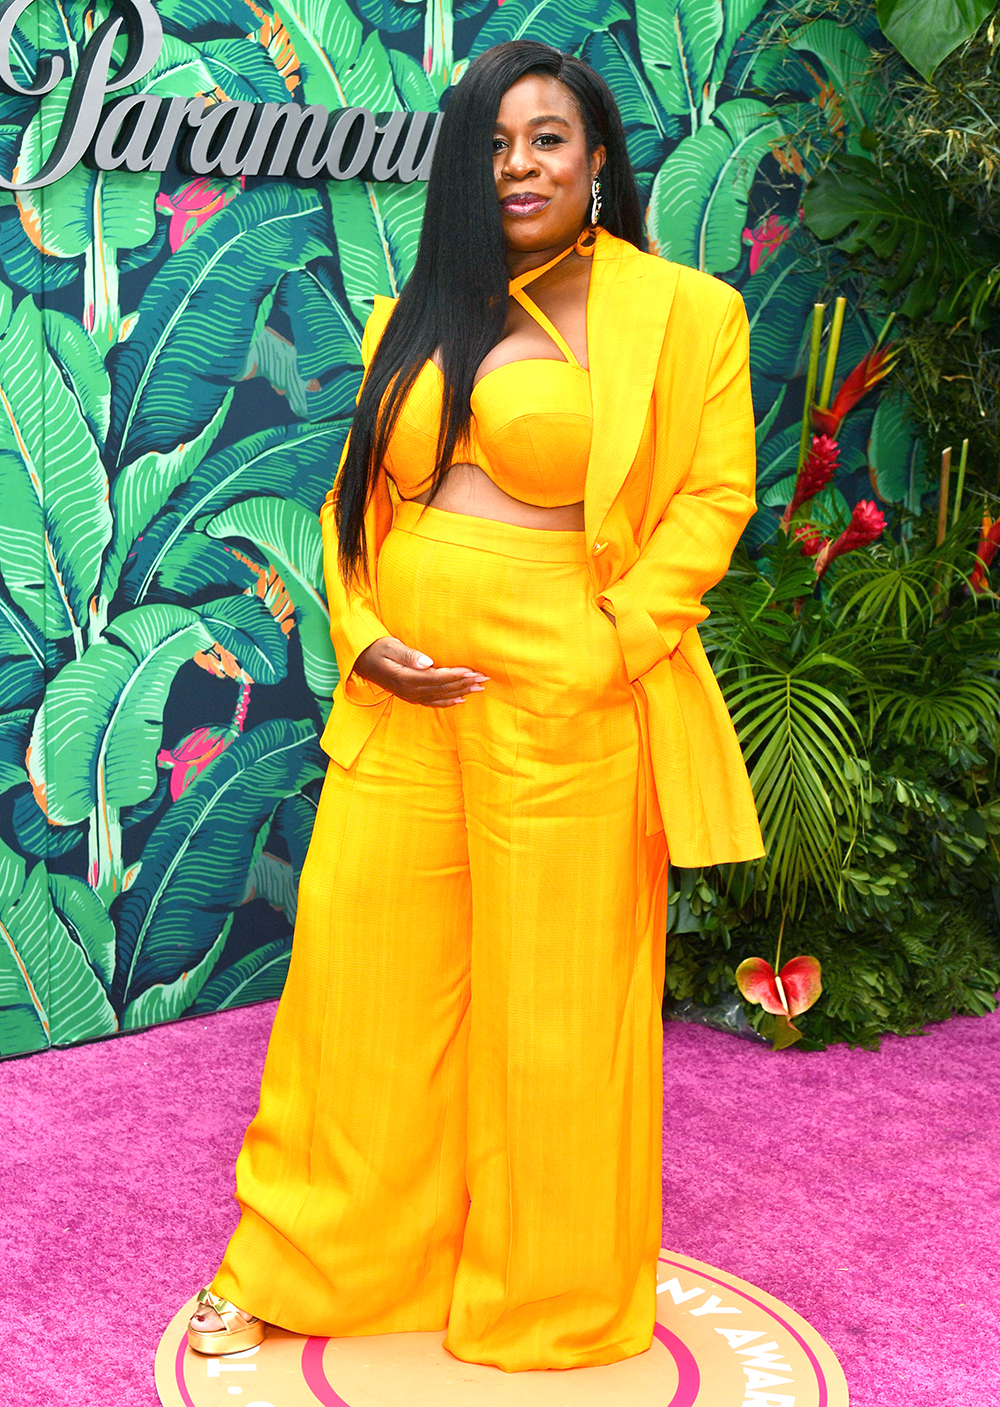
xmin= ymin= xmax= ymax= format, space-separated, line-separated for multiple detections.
xmin=403 ymin=462 xmax=585 ymax=531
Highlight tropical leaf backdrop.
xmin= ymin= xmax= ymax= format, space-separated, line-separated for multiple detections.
xmin=0 ymin=0 xmax=917 ymax=1056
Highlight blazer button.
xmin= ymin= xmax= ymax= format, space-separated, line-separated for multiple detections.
xmin=592 ymin=540 xmax=608 ymax=555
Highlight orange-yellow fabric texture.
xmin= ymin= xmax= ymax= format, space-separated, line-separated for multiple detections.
xmin=383 ymin=244 xmax=592 ymax=506
xmin=321 ymin=227 xmax=765 ymax=867
xmin=211 ymin=226 xmax=764 ymax=1372
xmin=212 ymin=502 xmax=670 ymax=1370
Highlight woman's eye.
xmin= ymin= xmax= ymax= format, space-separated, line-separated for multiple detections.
xmin=535 ymin=133 xmax=565 ymax=146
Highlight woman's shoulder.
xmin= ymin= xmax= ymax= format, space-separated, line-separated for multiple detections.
xmin=602 ymin=232 xmax=740 ymax=318
xmin=360 ymin=295 xmax=399 ymax=365
xmin=641 ymin=249 xmax=740 ymax=316
xmin=366 ymin=294 xmax=398 ymax=333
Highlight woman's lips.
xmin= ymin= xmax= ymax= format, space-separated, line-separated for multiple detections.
xmin=501 ymin=193 xmax=549 ymax=216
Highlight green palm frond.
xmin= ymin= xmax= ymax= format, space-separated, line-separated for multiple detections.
xmin=722 ymin=666 xmax=868 ymax=914
xmin=876 ymin=674 xmax=1000 ymax=750
xmin=827 ymin=548 xmax=942 ymax=636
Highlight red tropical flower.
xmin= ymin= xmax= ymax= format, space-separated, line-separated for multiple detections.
xmin=814 ymin=500 xmax=886 ymax=579
xmin=736 ymin=954 xmax=823 ymax=1049
xmin=780 ymin=434 xmax=840 ymax=532
xmin=970 ymin=515 xmax=1000 ymax=594
xmin=811 ymin=345 xmax=898 ymax=438
xmin=742 ymin=214 xmax=792 ymax=275
xmin=795 ymin=524 xmax=828 ymax=557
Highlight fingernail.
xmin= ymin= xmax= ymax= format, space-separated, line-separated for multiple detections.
xmin=469 ymin=685 xmax=484 ymax=692
xmin=475 ymin=675 xmax=490 ymax=682
xmin=415 ymin=654 xmax=433 ymax=668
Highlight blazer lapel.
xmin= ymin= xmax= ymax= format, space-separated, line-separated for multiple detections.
xmin=584 ymin=229 xmax=680 ymax=546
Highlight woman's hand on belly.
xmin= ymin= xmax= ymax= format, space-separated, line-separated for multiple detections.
xmin=409 ymin=463 xmax=585 ymax=531
xmin=353 ymin=636 xmax=488 ymax=707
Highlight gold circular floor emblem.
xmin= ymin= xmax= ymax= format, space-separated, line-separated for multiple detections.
xmin=156 ymin=1249 xmax=849 ymax=1406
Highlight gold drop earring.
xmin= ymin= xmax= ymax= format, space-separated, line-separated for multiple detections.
xmin=589 ymin=176 xmax=603 ymax=226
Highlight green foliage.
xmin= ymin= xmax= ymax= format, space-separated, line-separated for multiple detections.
xmin=667 ymin=894 xmax=1000 ymax=1048
xmin=803 ymin=154 xmax=1000 ymax=327
xmin=0 ymin=838 xmax=118 ymax=1057
xmin=791 ymin=3 xmax=1000 ymax=479
xmin=674 ymin=513 xmax=1000 ymax=1045
xmin=106 ymin=185 xmax=330 ymax=468
xmin=876 ymin=0 xmax=996 ymax=79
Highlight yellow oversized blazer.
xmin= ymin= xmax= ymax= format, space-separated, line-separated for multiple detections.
xmin=318 ymin=227 xmax=765 ymax=868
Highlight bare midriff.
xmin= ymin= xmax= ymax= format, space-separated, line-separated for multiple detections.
xmin=407 ymin=464 xmax=585 ymax=531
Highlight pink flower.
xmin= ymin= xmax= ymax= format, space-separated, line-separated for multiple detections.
xmin=742 ymin=214 xmax=791 ymax=275
xmin=780 ymin=434 xmax=840 ymax=531
xmin=157 ymin=685 xmax=251 ymax=799
xmin=156 ymin=176 xmax=245 ymax=251
xmin=157 ymin=725 xmax=236 ymax=800
xmin=814 ymin=500 xmax=886 ymax=579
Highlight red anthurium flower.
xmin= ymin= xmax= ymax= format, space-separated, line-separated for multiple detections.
xmin=736 ymin=955 xmax=822 ymax=1016
xmin=970 ymin=515 xmax=1000 ymax=594
xmin=814 ymin=499 xmax=886 ymax=579
xmin=736 ymin=954 xmax=823 ymax=1049
xmin=811 ymin=344 xmax=899 ymax=438
xmin=780 ymin=434 xmax=840 ymax=531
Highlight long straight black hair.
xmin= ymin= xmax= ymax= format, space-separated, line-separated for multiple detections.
xmin=335 ymin=39 xmax=646 ymax=584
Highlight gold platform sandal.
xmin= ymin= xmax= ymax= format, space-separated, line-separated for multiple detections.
xmin=187 ymin=1287 xmax=265 ymax=1355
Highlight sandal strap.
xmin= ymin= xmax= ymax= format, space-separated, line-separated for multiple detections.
xmin=196 ymin=1286 xmax=257 ymax=1332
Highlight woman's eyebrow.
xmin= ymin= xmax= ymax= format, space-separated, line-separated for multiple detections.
xmin=494 ymin=114 xmax=573 ymax=132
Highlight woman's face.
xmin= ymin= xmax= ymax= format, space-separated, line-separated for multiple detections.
xmin=493 ymin=73 xmax=605 ymax=254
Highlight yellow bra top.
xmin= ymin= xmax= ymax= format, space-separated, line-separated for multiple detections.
xmin=382 ymin=232 xmax=594 ymax=508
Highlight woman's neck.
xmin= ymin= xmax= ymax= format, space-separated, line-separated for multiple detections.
xmin=505 ymin=227 xmax=589 ymax=281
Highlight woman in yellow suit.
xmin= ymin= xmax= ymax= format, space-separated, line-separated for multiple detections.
xmin=190 ymin=38 xmax=764 ymax=1373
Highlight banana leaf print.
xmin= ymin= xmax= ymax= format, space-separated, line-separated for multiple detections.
xmin=0 ymin=710 xmax=33 ymax=793
xmin=12 ymin=790 xmax=87 ymax=857
xmin=647 ymin=99 xmax=785 ymax=271
xmin=470 ymin=0 xmax=629 ymax=57
xmin=0 ymin=294 xmax=111 ymax=646
xmin=28 ymin=605 xmax=217 ymax=827
xmin=191 ymin=936 xmax=293 ymax=1013
xmin=113 ymin=718 xmax=324 ymax=1016
xmin=0 ymin=838 xmax=117 ymax=1057
xmin=205 ymin=496 xmax=339 ymax=705
xmin=0 ymin=597 xmax=44 ymax=712
xmin=0 ymin=0 xmax=906 ymax=1056
xmin=328 ymin=178 xmax=427 ymax=323
xmin=121 ymin=421 xmax=342 ymax=605
xmin=278 ymin=266 xmax=364 ymax=420
xmin=581 ymin=29 xmax=681 ymax=178
xmin=107 ymin=184 xmax=330 ymax=467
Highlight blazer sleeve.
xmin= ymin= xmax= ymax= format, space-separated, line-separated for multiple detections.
xmin=319 ymin=302 xmax=395 ymax=705
xmin=600 ymin=288 xmax=757 ymax=681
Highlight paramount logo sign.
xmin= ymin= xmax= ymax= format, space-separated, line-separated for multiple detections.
xmin=0 ymin=0 xmax=442 ymax=190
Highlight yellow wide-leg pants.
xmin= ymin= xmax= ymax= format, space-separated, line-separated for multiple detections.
xmin=212 ymin=501 xmax=670 ymax=1372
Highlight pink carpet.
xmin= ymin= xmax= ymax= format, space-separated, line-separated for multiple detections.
xmin=1 ymin=1000 xmax=996 ymax=1407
